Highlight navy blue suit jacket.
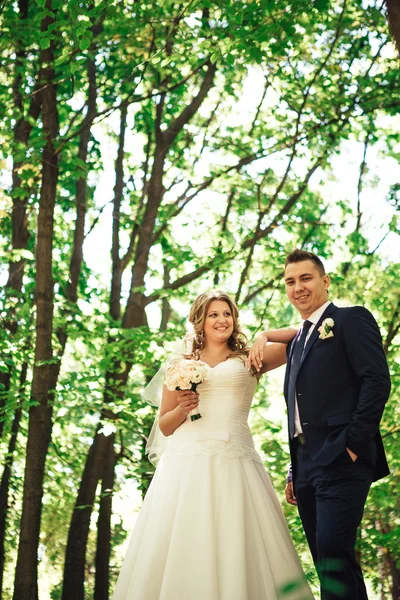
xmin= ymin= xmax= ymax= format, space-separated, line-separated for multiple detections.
xmin=285 ymin=303 xmax=391 ymax=484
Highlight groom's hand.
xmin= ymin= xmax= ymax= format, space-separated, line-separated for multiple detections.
xmin=285 ymin=482 xmax=297 ymax=506
xmin=346 ymin=447 xmax=358 ymax=462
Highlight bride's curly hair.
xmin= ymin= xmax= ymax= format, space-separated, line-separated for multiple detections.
xmin=186 ymin=291 xmax=249 ymax=362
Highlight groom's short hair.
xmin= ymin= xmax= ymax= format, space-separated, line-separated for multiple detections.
xmin=285 ymin=249 xmax=326 ymax=276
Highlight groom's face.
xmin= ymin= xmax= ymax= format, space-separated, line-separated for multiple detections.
xmin=284 ymin=260 xmax=330 ymax=319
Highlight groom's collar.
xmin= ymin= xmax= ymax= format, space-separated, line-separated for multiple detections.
xmin=302 ymin=301 xmax=331 ymax=325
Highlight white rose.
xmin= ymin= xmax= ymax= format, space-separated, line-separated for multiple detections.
xmin=177 ymin=376 xmax=191 ymax=390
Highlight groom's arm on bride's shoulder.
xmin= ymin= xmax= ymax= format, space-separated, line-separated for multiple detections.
xmin=247 ymin=327 xmax=298 ymax=373
xmin=342 ymin=306 xmax=391 ymax=458
xmin=159 ymin=387 xmax=199 ymax=436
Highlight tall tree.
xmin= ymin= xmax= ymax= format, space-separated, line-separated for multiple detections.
xmin=0 ymin=0 xmax=41 ymax=592
xmin=13 ymin=2 xmax=59 ymax=598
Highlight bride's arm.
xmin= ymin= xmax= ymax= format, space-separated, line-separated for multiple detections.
xmin=158 ymin=386 xmax=199 ymax=436
xmin=248 ymin=327 xmax=298 ymax=372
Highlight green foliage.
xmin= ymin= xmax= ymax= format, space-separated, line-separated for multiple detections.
xmin=0 ymin=0 xmax=399 ymax=598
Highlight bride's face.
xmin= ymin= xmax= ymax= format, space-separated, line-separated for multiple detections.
xmin=203 ymin=300 xmax=234 ymax=344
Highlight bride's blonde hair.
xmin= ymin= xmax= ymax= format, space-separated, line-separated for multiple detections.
xmin=187 ymin=291 xmax=248 ymax=361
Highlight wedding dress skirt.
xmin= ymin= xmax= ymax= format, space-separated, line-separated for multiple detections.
xmin=112 ymin=358 xmax=314 ymax=600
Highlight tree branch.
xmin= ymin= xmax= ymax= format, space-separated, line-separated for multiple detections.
xmin=235 ymin=207 xmax=263 ymax=303
xmin=356 ymin=125 xmax=372 ymax=232
xmin=110 ymin=105 xmax=128 ymax=321
xmin=146 ymin=154 xmax=326 ymax=304
xmin=214 ymin=190 xmax=235 ymax=286
xmin=162 ymin=61 xmax=216 ymax=147
xmin=249 ymin=76 xmax=270 ymax=137
xmin=66 ymin=21 xmax=101 ymax=303
xmin=242 ymin=155 xmax=325 ymax=249
xmin=55 ymin=60 xmax=210 ymax=154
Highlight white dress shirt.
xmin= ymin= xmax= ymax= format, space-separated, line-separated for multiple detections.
xmin=294 ymin=301 xmax=331 ymax=436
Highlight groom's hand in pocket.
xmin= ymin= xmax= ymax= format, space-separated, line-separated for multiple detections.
xmin=285 ymin=482 xmax=297 ymax=506
xmin=346 ymin=447 xmax=358 ymax=462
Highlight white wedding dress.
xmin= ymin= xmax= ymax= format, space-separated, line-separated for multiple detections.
xmin=112 ymin=358 xmax=314 ymax=600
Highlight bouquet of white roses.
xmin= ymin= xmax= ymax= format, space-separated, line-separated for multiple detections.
xmin=165 ymin=359 xmax=209 ymax=421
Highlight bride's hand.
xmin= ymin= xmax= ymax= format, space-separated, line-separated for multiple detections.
xmin=248 ymin=332 xmax=268 ymax=371
xmin=176 ymin=390 xmax=199 ymax=416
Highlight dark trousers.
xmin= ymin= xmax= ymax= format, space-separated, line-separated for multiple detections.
xmin=294 ymin=442 xmax=374 ymax=600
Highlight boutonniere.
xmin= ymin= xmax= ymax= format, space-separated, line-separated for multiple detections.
xmin=318 ymin=318 xmax=334 ymax=340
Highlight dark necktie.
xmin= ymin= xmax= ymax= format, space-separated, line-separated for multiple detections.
xmin=288 ymin=320 xmax=312 ymax=439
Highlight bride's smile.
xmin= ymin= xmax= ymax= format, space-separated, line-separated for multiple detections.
xmin=203 ymin=300 xmax=234 ymax=343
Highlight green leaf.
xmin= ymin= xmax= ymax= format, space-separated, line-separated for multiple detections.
xmin=39 ymin=37 xmax=51 ymax=50
xmin=12 ymin=249 xmax=35 ymax=261
xmin=79 ymin=37 xmax=91 ymax=51
xmin=55 ymin=54 xmax=70 ymax=66
xmin=234 ymin=11 xmax=244 ymax=24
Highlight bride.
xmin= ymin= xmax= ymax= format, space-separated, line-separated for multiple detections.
xmin=112 ymin=291 xmax=314 ymax=600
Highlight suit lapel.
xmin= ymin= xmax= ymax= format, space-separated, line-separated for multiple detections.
xmin=299 ymin=303 xmax=337 ymax=370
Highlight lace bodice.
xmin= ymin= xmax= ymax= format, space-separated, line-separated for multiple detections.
xmin=164 ymin=357 xmax=261 ymax=463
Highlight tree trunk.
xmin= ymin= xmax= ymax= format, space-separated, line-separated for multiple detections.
xmin=62 ymin=426 xmax=111 ymax=600
xmin=0 ymin=364 xmax=26 ymax=597
xmin=385 ymin=0 xmax=400 ymax=57
xmin=66 ymin=51 xmax=98 ymax=302
xmin=380 ymin=521 xmax=400 ymax=600
xmin=62 ymin=102 xmax=127 ymax=600
xmin=37 ymin=23 xmax=101 ymax=600
xmin=0 ymin=0 xmax=40 ymax=588
xmin=62 ymin=360 xmax=139 ymax=600
xmin=6 ymin=0 xmax=38 ymax=293
xmin=123 ymin=63 xmax=216 ymax=330
xmin=45 ymin=44 xmax=99 ymax=418
xmin=110 ymin=105 xmax=128 ymax=322
xmin=388 ymin=553 xmax=400 ymax=600
xmin=160 ymin=265 xmax=172 ymax=332
xmin=0 ymin=0 xmax=40 ymax=440
xmin=13 ymin=3 xmax=59 ymax=598
xmin=13 ymin=39 xmax=98 ymax=598
xmin=0 ymin=370 xmax=13 ymax=441
xmin=94 ymin=433 xmax=116 ymax=600
xmin=48 ymin=29 xmax=101 ymax=599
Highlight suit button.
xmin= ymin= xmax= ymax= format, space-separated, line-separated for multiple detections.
xmin=298 ymin=393 xmax=303 ymax=396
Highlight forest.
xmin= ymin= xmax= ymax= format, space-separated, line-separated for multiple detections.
xmin=0 ymin=0 xmax=399 ymax=598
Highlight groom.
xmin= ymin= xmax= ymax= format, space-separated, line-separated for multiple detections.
xmin=283 ymin=249 xmax=390 ymax=600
